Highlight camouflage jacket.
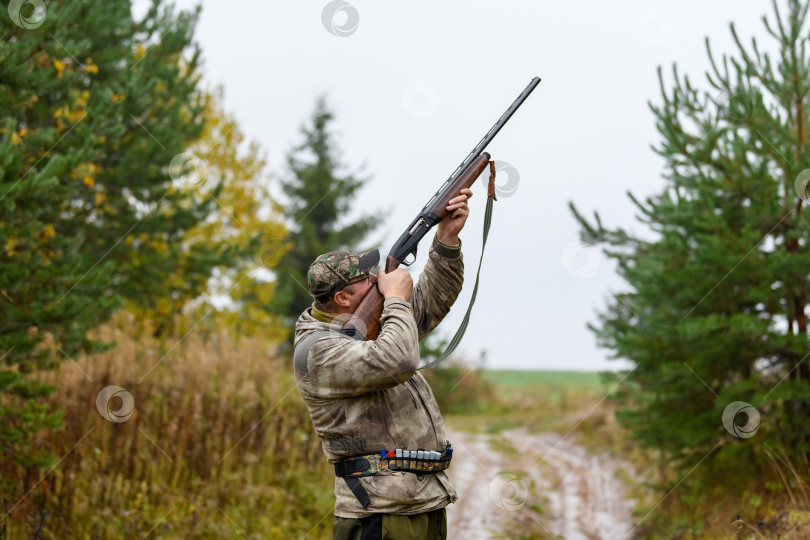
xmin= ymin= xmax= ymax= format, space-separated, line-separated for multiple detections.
xmin=293 ymin=235 xmax=464 ymax=518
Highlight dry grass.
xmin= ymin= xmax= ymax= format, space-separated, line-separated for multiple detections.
xmin=1 ymin=311 xmax=334 ymax=539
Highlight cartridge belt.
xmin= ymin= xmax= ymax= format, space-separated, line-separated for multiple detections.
xmin=334 ymin=446 xmax=453 ymax=478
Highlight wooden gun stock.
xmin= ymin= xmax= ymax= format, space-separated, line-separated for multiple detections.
xmin=343 ymin=256 xmax=401 ymax=340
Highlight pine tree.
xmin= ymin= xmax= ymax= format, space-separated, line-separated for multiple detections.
xmin=570 ymin=0 xmax=810 ymax=512
xmin=0 ymin=0 xmax=228 ymax=476
xmin=271 ymin=97 xmax=381 ymax=327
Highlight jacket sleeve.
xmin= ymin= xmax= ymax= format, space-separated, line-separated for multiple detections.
xmin=306 ymin=298 xmax=421 ymax=398
xmin=410 ymin=235 xmax=465 ymax=341
xmin=306 ymin=234 xmax=463 ymax=398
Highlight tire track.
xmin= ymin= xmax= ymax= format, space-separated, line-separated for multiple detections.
xmin=445 ymin=427 xmax=634 ymax=539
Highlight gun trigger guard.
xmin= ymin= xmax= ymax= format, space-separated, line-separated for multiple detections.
xmin=487 ymin=160 xmax=498 ymax=201
xmin=401 ymin=250 xmax=417 ymax=266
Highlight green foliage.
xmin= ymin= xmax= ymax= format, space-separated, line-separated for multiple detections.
xmin=271 ymin=96 xmax=381 ymax=328
xmin=419 ymin=333 xmax=497 ymax=414
xmin=0 ymin=0 xmax=231 ymax=486
xmin=419 ymin=330 xmax=449 ymax=363
xmin=570 ymin=0 xmax=810 ymax=534
xmin=0 ymin=372 xmax=62 ymax=473
xmin=422 ymin=362 xmax=496 ymax=415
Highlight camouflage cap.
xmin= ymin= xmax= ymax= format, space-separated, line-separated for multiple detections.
xmin=307 ymin=248 xmax=380 ymax=303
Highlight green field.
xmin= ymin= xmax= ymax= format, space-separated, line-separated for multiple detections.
xmin=442 ymin=369 xmax=615 ymax=435
xmin=482 ymin=369 xmax=606 ymax=389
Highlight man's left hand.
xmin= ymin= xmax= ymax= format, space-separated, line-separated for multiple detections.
xmin=436 ymin=188 xmax=472 ymax=246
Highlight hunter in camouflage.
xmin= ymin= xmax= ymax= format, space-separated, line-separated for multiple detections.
xmin=292 ymin=188 xmax=473 ymax=539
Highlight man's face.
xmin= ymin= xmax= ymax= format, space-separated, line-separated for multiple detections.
xmin=334 ymin=272 xmax=377 ymax=313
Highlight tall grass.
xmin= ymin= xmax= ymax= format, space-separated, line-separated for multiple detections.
xmin=1 ymin=312 xmax=334 ymax=539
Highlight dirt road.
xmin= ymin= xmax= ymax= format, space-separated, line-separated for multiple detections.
xmin=444 ymin=427 xmax=635 ymax=540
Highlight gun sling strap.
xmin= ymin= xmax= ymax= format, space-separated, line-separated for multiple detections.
xmin=420 ymin=159 xmax=498 ymax=370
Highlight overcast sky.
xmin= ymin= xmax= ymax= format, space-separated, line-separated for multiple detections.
xmin=133 ymin=0 xmax=773 ymax=371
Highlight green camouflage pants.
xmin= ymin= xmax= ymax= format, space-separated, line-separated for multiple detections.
xmin=333 ymin=508 xmax=447 ymax=540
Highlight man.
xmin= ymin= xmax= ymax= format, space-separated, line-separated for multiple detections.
xmin=292 ymin=188 xmax=473 ymax=540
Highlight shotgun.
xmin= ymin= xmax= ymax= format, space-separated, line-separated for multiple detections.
xmin=342 ymin=76 xmax=541 ymax=340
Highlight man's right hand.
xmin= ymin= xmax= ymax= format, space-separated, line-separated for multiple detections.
xmin=377 ymin=268 xmax=413 ymax=302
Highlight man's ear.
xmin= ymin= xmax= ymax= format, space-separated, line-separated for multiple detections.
xmin=333 ymin=290 xmax=350 ymax=308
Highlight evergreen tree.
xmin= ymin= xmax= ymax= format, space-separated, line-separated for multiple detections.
xmin=272 ymin=97 xmax=381 ymax=327
xmin=0 ymin=0 xmax=228 ymax=476
xmin=571 ymin=0 xmax=810 ymax=516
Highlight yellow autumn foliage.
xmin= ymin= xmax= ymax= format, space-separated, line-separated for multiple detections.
xmin=40 ymin=224 xmax=56 ymax=239
xmin=53 ymin=58 xmax=65 ymax=77
xmin=134 ymin=43 xmax=146 ymax=61
xmin=125 ymin=87 xmax=289 ymax=340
